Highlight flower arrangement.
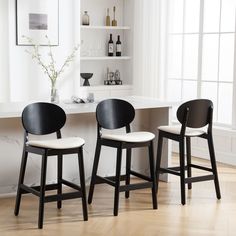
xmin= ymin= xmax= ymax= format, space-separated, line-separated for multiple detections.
xmin=23 ymin=35 xmax=79 ymax=102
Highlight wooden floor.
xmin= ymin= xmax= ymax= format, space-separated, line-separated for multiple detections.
xmin=0 ymin=156 xmax=236 ymax=236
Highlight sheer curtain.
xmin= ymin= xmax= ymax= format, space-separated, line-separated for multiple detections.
xmin=133 ymin=0 xmax=167 ymax=99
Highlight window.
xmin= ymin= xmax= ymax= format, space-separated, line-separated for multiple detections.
xmin=166 ymin=0 xmax=236 ymax=126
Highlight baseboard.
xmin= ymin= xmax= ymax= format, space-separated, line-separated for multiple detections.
xmin=0 ymin=192 xmax=16 ymax=199
xmin=190 ymin=146 xmax=236 ymax=166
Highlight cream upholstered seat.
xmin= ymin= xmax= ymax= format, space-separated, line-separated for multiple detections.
xmin=158 ymin=125 xmax=207 ymax=137
xmin=101 ymin=131 xmax=155 ymax=143
xmin=27 ymin=137 xmax=85 ymax=149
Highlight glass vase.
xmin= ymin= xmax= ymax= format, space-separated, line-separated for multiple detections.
xmin=82 ymin=11 xmax=90 ymax=25
xmin=51 ymin=82 xmax=59 ymax=103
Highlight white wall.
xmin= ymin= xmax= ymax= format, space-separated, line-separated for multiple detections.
xmin=0 ymin=0 xmax=80 ymax=103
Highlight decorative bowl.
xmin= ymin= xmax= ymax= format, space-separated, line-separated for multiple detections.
xmin=80 ymin=73 xmax=93 ymax=86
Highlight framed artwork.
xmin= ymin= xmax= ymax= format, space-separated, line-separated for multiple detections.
xmin=16 ymin=0 xmax=59 ymax=46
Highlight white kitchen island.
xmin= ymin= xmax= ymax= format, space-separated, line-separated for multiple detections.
xmin=0 ymin=96 xmax=172 ymax=196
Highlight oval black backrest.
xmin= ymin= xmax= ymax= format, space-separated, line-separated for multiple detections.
xmin=177 ymin=99 xmax=213 ymax=128
xmin=96 ymin=99 xmax=135 ymax=129
xmin=22 ymin=102 xmax=66 ymax=135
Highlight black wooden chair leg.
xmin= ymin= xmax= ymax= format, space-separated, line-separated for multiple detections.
xmin=14 ymin=148 xmax=28 ymax=216
xmin=78 ymin=147 xmax=88 ymax=221
xmin=186 ymin=137 xmax=192 ymax=190
xmin=207 ymin=135 xmax=221 ymax=199
xmin=125 ymin=148 xmax=131 ymax=199
xmin=88 ymin=142 xmax=101 ymax=204
xmin=38 ymin=153 xmax=48 ymax=229
xmin=114 ymin=147 xmax=122 ymax=216
xmin=149 ymin=141 xmax=157 ymax=209
xmin=156 ymin=133 xmax=163 ymax=194
xmin=57 ymin=154 xmax=63 ymax=209
xmin=179 ymin=139 xmax=186 ymax=205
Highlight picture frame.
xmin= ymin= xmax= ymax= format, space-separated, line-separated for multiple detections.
xmin=16 ymin=0 xmax=59 ymax=46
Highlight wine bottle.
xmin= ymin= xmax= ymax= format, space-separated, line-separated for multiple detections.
xmin=108 ymin=34 xmax=114 ymax=56
xmin=106 ymin=8 xmax=110 ymax=26
xmin=116 ymin=35 xmax=121 ymax=56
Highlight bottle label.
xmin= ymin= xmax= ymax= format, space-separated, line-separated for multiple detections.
xmin=109 ymin=44 xmax=114 ymax=53
xmin=116 ymin=44 xmax=121 ymax=52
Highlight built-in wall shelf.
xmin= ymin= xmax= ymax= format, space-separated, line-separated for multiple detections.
xmin=80 ymin=84 xmax=133 ymax=90
xmin=78 ymin=84 xmax=133 ymax=99
xmin=80 ymin=56 xmax=131 ymax=61
xmin=80 ymin=0 xmax=134 ymax=98
xmin=80 ymin=25 xmax=131 ymax=30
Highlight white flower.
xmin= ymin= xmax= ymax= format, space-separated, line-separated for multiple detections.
xmin=23 ymin=35 xmax=79 ymax=86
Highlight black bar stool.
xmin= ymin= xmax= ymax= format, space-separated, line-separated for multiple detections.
xmin=14 ymin=102 xmax=88 ymax=229
xmin=88 ymin=99 xmax=157 ymax=216
xmin=156 ymin=99 xmax=221 ymax=205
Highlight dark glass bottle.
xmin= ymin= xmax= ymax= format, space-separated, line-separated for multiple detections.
xmin=116 ymin=35 xmax=121 ymax=56
xmin=108 ymin=34 xmax=114 ymax=56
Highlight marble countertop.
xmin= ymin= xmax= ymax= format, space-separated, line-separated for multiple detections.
xmin=0 ymin=96 xmax=173 ymax=119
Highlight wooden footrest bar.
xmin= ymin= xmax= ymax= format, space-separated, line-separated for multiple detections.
xmin=61 ymin=179 xmax=81 ymax=191
xmin=95 ymin=176 xmax=116 ymax=186
xmin=185 ymin=175 xmax=215 ymax=184
xmin=20 ymin=183 xmax=59 ymax=196
xmin=168 ymin=166 xmax=188 ymax=171
xmin=159 ymin=164 xmax=212 ymax=176
xmin=20 ymin=181 xmax=83 ymax=197
xmin=45 ymin=192 xmax=82 ymax=203
xmin=190 ymin=164 xmax=213 ymax=172
xmin=95 ymin=173 xmax=153 ymax=192
xmin=130 ymin=170 xmax=152 ymax=182
xmin=106 ymin=175 xmax=127 ymax=182
xmin=94 ymin=175 xmax=127 ymax=186
xmin=159 ymin=167 xmax=181 ymax=176
xmin=20 ymin=184 xmax=40 ymax=196
xmin=119 ymin=182 xmax=153 ymax=192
